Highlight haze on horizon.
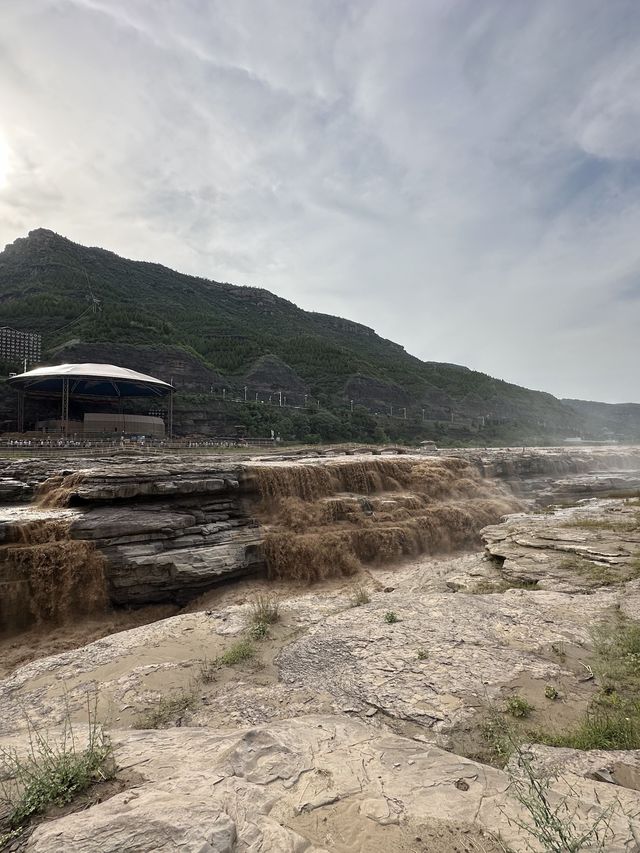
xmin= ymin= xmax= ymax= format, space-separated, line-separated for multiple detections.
xmin=0 ymin=1 xmax=639 ymax=404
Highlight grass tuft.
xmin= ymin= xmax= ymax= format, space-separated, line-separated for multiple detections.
xmin=350 ymin=585 xmax=370 ymax=607
xmin=471 ymin=578 xmax=538 ymax=594
xmin=217 ymin=639 xmax=255 ymax=666
xmin=557 ymin=554 xmax=640 ymax=586
xmin=384 ymin=611 xmax=399 ymax=624
xmin=198 ymin=658 xmax=217 ymax=683
xmin=135 ymin=691 xmax=198 ymax=730
xmin=561 ymin=514 xmax=640 ymax=533
xmin=479 ymin=707 xmax=627 ymax=851
xmin=249 ymin=594 xmax=280 ymax=626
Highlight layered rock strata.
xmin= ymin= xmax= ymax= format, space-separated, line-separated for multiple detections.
xmin=1 ymin=447 xmax=640 ymax=632
xmin=482 ymin=498 xmax=640 ymax=592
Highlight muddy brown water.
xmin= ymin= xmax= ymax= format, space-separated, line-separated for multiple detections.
xmin=250 ymin=456 xmax=520 ymax=582
xmin=0 ymin=604 xmax=179 ymax=679
xmin=1 ymin=454 xmax=521 ymax=650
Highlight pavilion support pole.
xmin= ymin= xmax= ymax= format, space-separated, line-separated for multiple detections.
xmin=17 ymin=391 xmax=24 ymax=433
xmin=61 ymin=378 xmax=70 ymax=437
xmin=168 ymin=388 xmax=174 ymax=441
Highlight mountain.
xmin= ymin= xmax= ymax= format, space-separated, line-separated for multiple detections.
xmin=0 ymin=228 xmax=635 ymax=444
xmin=563 ymin=399 xmax=640 ymax=441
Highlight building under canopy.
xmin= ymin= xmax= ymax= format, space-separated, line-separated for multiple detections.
xmin=7 ymin=363 xmax=174 ymax=437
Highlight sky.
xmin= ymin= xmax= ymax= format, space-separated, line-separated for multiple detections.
xmin=0 ymin=0 xmax=639 ymax=403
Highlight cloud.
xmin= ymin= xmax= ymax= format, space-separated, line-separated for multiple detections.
xmin=0 ymin=0 xmax=639 ymax=401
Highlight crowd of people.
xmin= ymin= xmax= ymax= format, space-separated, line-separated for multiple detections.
xmin=0 ymin=435 xmax=277 ymax=451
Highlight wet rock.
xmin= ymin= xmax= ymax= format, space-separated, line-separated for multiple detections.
xmin=0 ymin=478 xmax=31 ymax=503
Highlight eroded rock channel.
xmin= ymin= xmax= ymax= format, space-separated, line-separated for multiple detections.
xmin=2 ymin=446 xmax=640 ymax=852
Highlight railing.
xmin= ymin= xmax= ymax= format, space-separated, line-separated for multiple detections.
xmin=0 ymin=435 xmax=280 ymax=456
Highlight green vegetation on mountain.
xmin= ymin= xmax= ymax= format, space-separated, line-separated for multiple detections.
xmin=0 ymin=229 xmax=637 ymax=443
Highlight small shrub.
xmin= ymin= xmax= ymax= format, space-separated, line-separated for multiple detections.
xmin=416 ymin=648 xmax=428 ymax=660
xmin=351 ymin=585 xmax=370 ymax=607
xmin=0 ymin=702 xmax=113 ymax=831
xmin=250 ymin=594 xmax=279 ymax=625
xmin=504 ymin=695 xmax=533 ymax=718
xmin=544 ymin=684 xmax=559 ymax=701
xmin=248 ymin=621 xmax=269 ymax=641
xmin=384 ymin=611 xmax=399 ymax=624
xmin=479 ymin=714 xmax=516 ymax=765
xmin=217 ymin=639 xmax=255 ymax=666
xmin=135 ymin=691 xmax=198 ymax=729
xmin=479 ymin=705 xmax=626 ymax=850
xmin=506 ymin=739 xmax=621 ymax=851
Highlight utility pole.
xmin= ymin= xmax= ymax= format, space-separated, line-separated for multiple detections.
xmin=390 ymin=405 xmax=393 ymax=418
xmin=402 ymin=407 xmax=407 ymax=420
xmin=223 ymin=388 xmax=226 ymax=401
xmin=244 ymin=386 xmax=247 ymax=401
xmin=422 ymin=408 xmax=425 ymax=422
xmin=350 ymin=400 xmax=354 ymax=412
xmin=278 ymin=391 xmax=282 ymax=407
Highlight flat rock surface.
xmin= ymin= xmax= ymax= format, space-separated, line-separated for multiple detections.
xmin=276 ymin=581 xmax=640 ymax=738
xmin=18 ymin=716 xmax=640 ymax=853
xmin=482 ymin=499 xmax=640 ymax=591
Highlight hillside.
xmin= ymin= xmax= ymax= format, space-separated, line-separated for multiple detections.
xmin=0 ymin=228 xmax=635 ymax=443
xmin=564 ymin=399 xmax=640 ymax=440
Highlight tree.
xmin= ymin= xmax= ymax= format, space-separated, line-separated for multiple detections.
xmin=309 ymin=411 xmax=348 ymax=441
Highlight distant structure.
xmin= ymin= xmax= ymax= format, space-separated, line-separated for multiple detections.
xmin=0 ymin=326 xmax=41 ymax=368
xmin=6 ymin=363 xmax=174 ymax=437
